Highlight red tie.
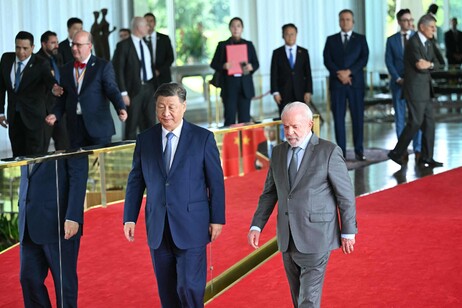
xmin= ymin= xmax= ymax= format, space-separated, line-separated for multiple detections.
xmin=74 ymin=61 xmax=86 ymax=69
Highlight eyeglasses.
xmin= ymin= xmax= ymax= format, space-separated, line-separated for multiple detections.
xmin=71 ymin=42 xmax=90 ymax=48
xmin=400 ymin=18 xmax=415 ymax=23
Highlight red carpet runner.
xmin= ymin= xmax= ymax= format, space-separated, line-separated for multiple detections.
xmin=1 ymin=168 xmax=462 ymax=307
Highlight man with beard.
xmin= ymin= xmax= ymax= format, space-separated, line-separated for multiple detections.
xmin=37 ymin=31 xmax=70 ymax=151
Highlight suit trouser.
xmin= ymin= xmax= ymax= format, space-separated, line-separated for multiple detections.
xmin=20 ymin=229 xmax=80 ymax=308
xmin=393 ymin=98 xmax=435 ymax=161
xmin=282 ymin=235 xmax=330 ymax=308
xmin=150 ymin=217 xmax=207 ymax=308
xmin=70 ymin=116 xmax=111 ymax=149
xmin=124 ymin=83 xmax=156 ymax=140
xmin=9 ymin=112 xmax=46 ymax=157
xmin=330 ymin=86 xmax=364 ymax=157
xmin=390 ymin=82 xmax=421 ymax=152
xmin=222 ymin=77 xmax=251 ymax=126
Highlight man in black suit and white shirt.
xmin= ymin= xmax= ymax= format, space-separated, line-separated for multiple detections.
xmin=58 ymin=17 xmax=83 ymax=65
xmin=0 ymin=31 xmax=61 ymax=157
xmin=144 ymin=12 xmax=174 ymax=86
xmin=270 ymin=23 xmax=313 ymax=116
xmin=444 ymin=17 xmax=462 ymax=65
xmin=113 ymin=17 xmax=157 ymax=140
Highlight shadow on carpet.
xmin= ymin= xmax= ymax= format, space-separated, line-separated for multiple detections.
xmin=345 ymin=148 xmax=389 ymax=170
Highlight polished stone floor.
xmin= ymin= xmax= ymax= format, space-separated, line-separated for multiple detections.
xmin=318 ymin=112 xmax=462 ymax=196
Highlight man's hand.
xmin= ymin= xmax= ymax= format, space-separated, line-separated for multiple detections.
xmin=248 ymin=230 xmax=261 ymax=249
xmin=118 ymin=109 xmax=128 ymax=122
xmin=209 ymin=223 xmax=223 ymax=242
xmin=416 ymin=59 xmax=432 ymax=70
xmin=0 ymin=115 xmax=8 ymax=128
xmin=122 ymin=95 xmax=130 ymax=107
xmin=52 ymin=83 xmax=63 ymax=97
xmin=304 ymin=93 xmax=312 ymax=104
xmin=124 ymin=222 xmax=136 ymax=242
xmin=273 ymin=94 xmax=282 ymax=105
xmin=337 ymin=69 xmax=352 ymax=85
xmin=341 ymin=237 xmax=356 ymax=254
xmin=64 ymin=221 xmax=79 ymax=240
xmin=45 ymin=114 xmax=57 ymax=126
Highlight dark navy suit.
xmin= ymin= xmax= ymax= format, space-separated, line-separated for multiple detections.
xmin=124 ymin=120 xmax=225 ymax=307
xmin=53 ymin=55 xmax=126 ymax=148
xmin=323 ymin=32 xmax=369 ymax=156
xmin=18 ymin=156 xmax=88 ymax=308
xmin=385 ymin=31 xmax=421 ymax=153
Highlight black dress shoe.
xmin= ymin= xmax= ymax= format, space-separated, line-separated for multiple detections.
xmin=418 ymin=158 xmax=443 ymax=167
xmin=355 ymin=152 xmax=366 ymax=161
xmin=388 ymin=151 xmax=404 ymax=165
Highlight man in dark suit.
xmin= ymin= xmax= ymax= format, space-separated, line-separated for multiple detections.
xmin=58 ymin=17 xmax=83 ymax=65
xmin=144 ymin=13 xmax=174 ymax=86
xmin=37 ymin=30 xmax=70 ymax=151
xmin=271 ymin=23 xmax=313 ymax=116
xmin=113 ymin=17 xmax=156 ymax=140
xmin=248 ymin=102 xmax=357 ymax=308
xmin=124 ymin=83 xmax=225 ymax=308
xmin=385 ymin=9 xmax=421 ymax=161
xmin=46 ymin=31 xmax=127 ymax=148
xmin=323 ymin=9 xmax=369 ymax=161
xmin=444 ymin=17 xmax=462 ymax=65
xmin=388 ymin=14 xmax=443 ymax=168
xmin=18 ymin=156 xmax=88 ymax=308
xmin=0 ymin=31 xmax=60 ymax=157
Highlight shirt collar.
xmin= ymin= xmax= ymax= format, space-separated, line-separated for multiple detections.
xmin=16 ymin=54 xmax=32 ymax=67
xmin=417 ymin=31 xmax=428 ymax=45
xmin=162 ymin=120 xmax=184 ymax=139
xmin=341 ymin=30 xmax=353 ymax=37
xmin=290 ymin=131 xmax=312 ymax=151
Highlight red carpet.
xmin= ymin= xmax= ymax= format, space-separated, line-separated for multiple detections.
xmin=2 ymin=168 xmax=462 ymax=307
xmin=0 ymin=169 xmax=273 ymax=307
xmin=207 ymin=167 xmax=462 ymax=307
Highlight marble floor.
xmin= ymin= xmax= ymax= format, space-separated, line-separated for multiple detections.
xmin=318 ymin=112 xmax=462 ymax=196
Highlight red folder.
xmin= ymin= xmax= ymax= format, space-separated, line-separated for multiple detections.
xmin=226 ymin=44 xmax=248 ymax=75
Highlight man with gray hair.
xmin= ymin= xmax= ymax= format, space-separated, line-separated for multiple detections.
xmin=248 ymin=102 xmax=357 ymax=307
xmin=388 ymin=14 xmax=443 ymax=167
xmin=113 ymin=17 xmax=156 ymax=140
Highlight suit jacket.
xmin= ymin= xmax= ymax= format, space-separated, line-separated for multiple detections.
xmin=58 ymin=39 xmax=74 ymax=65
xmin=210 ymin=38 xmax=260 ymax=99
xmin=124 ymin=120 xmax=226 ymax=250
xmin=0 ymin=52 xmax=55 ymax=130
xmin=18 ymin=156 xmax=88 ymax=244
xmin=444 ymin=29 xmax=462 ymax=65
xmin=152 ymin=32 xmax=174 ymax=85
xmin=36 ymin=49 xmax=63 ymax=113
xmin=270 ymin=45 xmax=313 ymax=103
xmin=251 ymin=134 xmax=357 ymax=254
xmin=323 ymin=32 xmax=369 ymax=89
xmin=112 ymin=38 xmax=156 ymax=98
xmin=385 ymin=31 xmax=415 ymax=83
xmin=403 ymin=33 xmax=437 ymax=101
xmin=53 ymin=55 xmax=126 ymax=141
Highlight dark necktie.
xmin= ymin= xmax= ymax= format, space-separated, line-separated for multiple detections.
xmin=289 ymin=48 xmax=294 ymax=69
xmin=288 ymin=147 xmax=301 ymax=188
xmin=164 ymin=132 xmax=174 ymax=174
xmin=14 ymin=61 xmax=23 ymax=92
xmin=139 ymin=40 xmax=147 ymax=82
xmin=50 ymin=57 xmax=60 ymax=83
xmin=402 ymin=33 xmax=408 ymax=51
xmin=343 ymin=34 xmax=349 ymax=50
xmin=425 ymin=40 xmax=431 ymax=57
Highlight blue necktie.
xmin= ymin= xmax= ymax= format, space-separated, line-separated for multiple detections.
xmin=164 ymin=132 xmax=174 ymax=173
xmin=288 ymin=147 xmax=301 ymax=188
xmin=139 ymin=40 xmax=147 ymax=82
xmin=289 ymin=48 xmax=294 ymax=69
xmin=268 ymin=143 xmax=273 ymax=159
xmin=14 ymin=62 xmax=22 ymax=92
xmin=343 ymin=34 xmax=349 ymax=50
xmin=50 ymin=57 xmax=60 ymax=83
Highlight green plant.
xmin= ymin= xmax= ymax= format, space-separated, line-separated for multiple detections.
xmin=0 ymin=212 xmax=19 ymax=251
